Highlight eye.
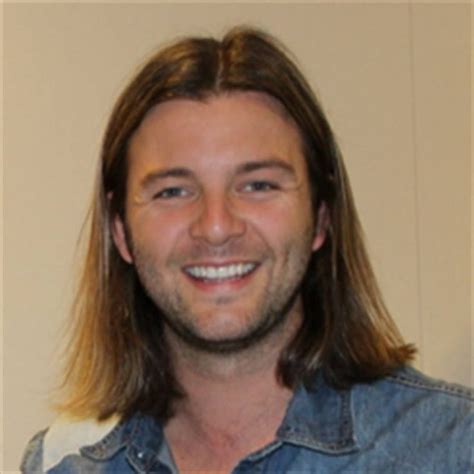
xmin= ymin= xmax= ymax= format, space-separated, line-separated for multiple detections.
xmin=153 ymin=187 xmax=190 ymax=199
xmin=241 ymin=181 xmax=280 ymax=193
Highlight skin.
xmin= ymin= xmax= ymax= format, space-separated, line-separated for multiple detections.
xmin=112 ymin=91 xmax=327 ymax=472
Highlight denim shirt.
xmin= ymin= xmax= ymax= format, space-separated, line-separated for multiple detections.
xmin=21 ymin=366 xmax=473 ymax=473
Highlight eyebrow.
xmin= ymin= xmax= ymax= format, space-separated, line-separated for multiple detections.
xmin=139 ymin=167 xmax=194 ymax=190
xmin=138 ymin=158 xmax=297 ymax=190
xmin=235 ymin=158 xmax=296 ymax=176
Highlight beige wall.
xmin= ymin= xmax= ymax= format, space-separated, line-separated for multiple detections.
xmin=3 ymin=3 xmax=471 ymax=471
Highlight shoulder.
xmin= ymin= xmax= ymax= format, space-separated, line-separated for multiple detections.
xmin=366 ymin=365 xmax=473 ymax=411
xmin=385 ymin=365 xmax=473 ymax=401
xmin=21 ymin=429 xmax=47 ymax=473
xmin=20 ymin=414 xmax=120 ymax=473
xmin=351 ymin=366 xmax=473 ymax=469
xmin=354 ymin=365 xmax=473 ymax=420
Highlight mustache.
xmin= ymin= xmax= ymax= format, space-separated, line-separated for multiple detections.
xmin=177 ymin=240 xmax=267 ymax=261
xmin=127 ymin=233 xmax=269 ymax=263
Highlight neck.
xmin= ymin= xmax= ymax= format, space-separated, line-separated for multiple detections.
xmin=163 ymin=303 xmax=303 ymax=471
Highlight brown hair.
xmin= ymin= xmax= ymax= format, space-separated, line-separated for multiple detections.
xmin=58 ymin=27 xmax=415 ymax=421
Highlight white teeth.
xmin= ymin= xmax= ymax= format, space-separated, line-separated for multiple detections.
xmin=185 ymin=263 xmax=256 ymax=281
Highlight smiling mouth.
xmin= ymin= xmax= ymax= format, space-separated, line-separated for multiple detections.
xmin=183 ymin=263 xmax=258 ymax=282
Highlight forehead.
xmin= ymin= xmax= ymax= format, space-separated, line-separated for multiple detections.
xmin=127 ymin=91 xmax=306 ymax=174
xmin=138 ymin=90 xmax=294 ymax=133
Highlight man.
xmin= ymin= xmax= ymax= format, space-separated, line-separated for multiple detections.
xmin=22 ymin=27 xmax=472 ymax=473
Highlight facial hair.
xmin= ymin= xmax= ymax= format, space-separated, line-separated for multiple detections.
xmin=126 ymin=225 xmax=314 ymax=356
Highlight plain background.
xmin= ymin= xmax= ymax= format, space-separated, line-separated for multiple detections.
xmin=3 ymin=2 xmax=472 ymax=471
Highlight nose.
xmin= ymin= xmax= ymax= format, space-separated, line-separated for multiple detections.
xmin=189 ymin=192 xmax=246 ymax=246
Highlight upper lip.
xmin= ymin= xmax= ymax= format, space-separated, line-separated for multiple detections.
xmin=182 ymin=260 xmax=258 ymax=268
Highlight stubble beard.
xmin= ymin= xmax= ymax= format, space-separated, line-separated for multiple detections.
xmin=128 ymin=234 xmax=314 ymax=357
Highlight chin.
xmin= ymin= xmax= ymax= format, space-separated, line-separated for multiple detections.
xmin=166 ymin=309 xmax=287 ymax=356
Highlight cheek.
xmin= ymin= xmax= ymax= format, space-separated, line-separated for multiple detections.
xmin=129 ymin=208 xmax=191 ymax=253
xmin=246 ymin=199 xmax=314 ymax=246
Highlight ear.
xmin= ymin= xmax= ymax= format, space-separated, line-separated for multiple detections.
xmin=312 ymin=202 xmax=329 ymax=252
xmin=111 ymin=213 xmax=134 ymax=264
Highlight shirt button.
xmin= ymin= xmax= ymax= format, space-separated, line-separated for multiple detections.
xmin=137 ymin=451 xmax=144 ymax=459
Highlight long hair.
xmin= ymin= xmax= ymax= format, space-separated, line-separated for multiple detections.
xmin=58 ymin=27 xmax=415 ymax=421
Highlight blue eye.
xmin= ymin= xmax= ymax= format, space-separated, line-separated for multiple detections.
xmin=154 ymin=187 xmax=189 ymax=199
xmin=242 ymin=181 xmax=279 ymax=192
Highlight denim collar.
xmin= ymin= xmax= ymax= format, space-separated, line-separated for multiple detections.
xmin=276 ymin=372 xmax=359 ymax=454
xmin=81 ymin=371 xmax=359 ymax=471
xmin=81 ymin=412 xmax=167 ymax=472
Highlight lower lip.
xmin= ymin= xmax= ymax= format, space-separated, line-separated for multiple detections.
xmin=183 ymin=266 xmax=259 ymax=292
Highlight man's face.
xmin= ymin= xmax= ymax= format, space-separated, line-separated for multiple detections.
xmin=113 ymin=91 xmax=326 ymax=353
